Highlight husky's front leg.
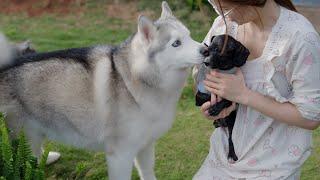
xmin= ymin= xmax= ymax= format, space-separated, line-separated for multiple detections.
xmin=134 ymin=143 xmax=156 ymax=180
xmin=106 ymin=150 xmax=135 ymax=180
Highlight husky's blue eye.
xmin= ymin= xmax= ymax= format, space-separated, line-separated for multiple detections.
xmin=172 ymin=40 xmax=181 ymax=47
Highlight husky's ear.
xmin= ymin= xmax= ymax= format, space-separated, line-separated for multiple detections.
xmin=14 ymin=40 xmax=36 ymax=55
xmin=15 ymin=40 xmax=31 ymax=51
xmin=138 ymin=15 xmax=156 ymax=44
xmin=160 ymin=1 xmax=174 ymax=20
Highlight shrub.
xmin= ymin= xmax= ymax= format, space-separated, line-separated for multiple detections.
xmin=0 ymin=113 xmax=48 ymax=180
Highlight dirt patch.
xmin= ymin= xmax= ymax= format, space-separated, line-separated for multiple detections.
xmin=0 ymin=0 xmax=154 ymax=20
xmin=106 ymin=1 xmax=155 ymax=21
xmin=0 ymin=0 xmax=86 ymax=17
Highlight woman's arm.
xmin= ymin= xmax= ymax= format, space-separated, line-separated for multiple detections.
xmin=204 ymin=69 xmax=320 ymax=130
xmin=243 ymin=89 xmax=320 ymax=130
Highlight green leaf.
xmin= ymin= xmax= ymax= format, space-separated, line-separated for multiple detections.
xmin=0 ymin=114 xmax=14 ymax=179
xmin=25 ymin=162 xmax=32 ymax=180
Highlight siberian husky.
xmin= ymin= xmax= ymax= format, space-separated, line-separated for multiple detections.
xmin=0 ymin=2 xmax=207 ymax=179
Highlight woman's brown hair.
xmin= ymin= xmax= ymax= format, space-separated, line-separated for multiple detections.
xmin=220 ymin=0 xmax=297 ymax=12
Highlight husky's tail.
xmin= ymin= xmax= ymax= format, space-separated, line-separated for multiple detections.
xmin=0 ymin=33 xmax=13 ymax=70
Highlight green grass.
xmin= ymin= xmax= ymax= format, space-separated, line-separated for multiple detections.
xmin=0 ymin=1 xmax=319 ymax=179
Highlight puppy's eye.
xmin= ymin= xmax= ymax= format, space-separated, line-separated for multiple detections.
xmin=172 ymin=40 xmax=181 ymax=47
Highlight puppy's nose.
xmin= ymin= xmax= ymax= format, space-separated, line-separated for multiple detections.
xmin=200 ymin=47 xmax=209 ymax=57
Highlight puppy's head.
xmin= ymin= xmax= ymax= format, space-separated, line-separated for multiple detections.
xmin=205 ymin=35 xmax=249 ymax=70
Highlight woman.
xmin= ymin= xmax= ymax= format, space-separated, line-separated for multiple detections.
xmin=193 ymin=0 xmax=320 ymax=179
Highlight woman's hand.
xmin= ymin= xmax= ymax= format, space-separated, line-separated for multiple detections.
xmin=203 ymin=68 xmax=250 ymax=105
xmin=200 ymin=98 xmax=237 ymax=121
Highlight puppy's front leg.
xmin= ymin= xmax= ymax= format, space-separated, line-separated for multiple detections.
xmin=134 ymin=143 xmax=157 ymax=180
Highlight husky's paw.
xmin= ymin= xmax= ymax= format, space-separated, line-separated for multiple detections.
xmin=46 ymin=151 xmax=61 ymax=165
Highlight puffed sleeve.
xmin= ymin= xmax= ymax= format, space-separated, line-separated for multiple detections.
xmin=287 ymin=32 xmax=320 ymax=121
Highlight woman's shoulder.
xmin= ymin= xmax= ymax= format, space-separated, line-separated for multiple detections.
xmin=280 ymin=7 xmax=318 ymax=38
xmin=273 ymin=7 xmax=319 ymax=54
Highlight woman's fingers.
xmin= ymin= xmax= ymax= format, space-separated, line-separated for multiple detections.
xmin=200 ymin=101 xmax=211 ymax=114
xmin=230 ymin=102 xmax=237 ymax=112
xmin=201 ymin=101 xmax=221 ymax=120
xmin=217 ymin=96 xmax=222 ymax=102
xmin=203 ymin=80 xmax=221 ymax=90
xmin=218 ymin=108 xmax=230 ymax=119
xmin=209 ymin=102 xmax=237 ymax=120
xmin=211 ymin=94 xmax=217 ymax=105
xmin=201 ymin=101 xmax=237 ymax=121
xmin=210 ymin=70 xmax=225 ymax=78
xmin=220 ymin=102 xmax=237 ymax=119
xmin=206 ymin=73 xmax=223 ymax=83
xmin=204 ymin=84 xmax=223 ymax=98
xmin=210 ymin=88 xmax=222 ymax=98
xmin=210 ymin=109 xmax=227 ymax=121
xmin=226 ymin=102 xmax=234 ymax=113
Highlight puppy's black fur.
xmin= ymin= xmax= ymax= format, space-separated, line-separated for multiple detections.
xmin=196 ymin=35 xmax=250 ymax=162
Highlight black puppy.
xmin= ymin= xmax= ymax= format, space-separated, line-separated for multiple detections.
xmin=196 ymin=34 xmax=250 ymax=162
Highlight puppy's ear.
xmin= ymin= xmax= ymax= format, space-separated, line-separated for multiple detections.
xmin=233 ymin=46 xmax=250 ymax=67
xmin=137 ymin=15 xmax=156 ymax=44
xmin=210 ymin=36 xmax=216 ymax=43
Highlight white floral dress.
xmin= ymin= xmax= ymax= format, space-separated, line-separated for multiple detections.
xmin=193 ymin=6 xmax=320 ymax=180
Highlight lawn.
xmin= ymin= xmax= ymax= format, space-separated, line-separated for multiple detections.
xmin=0 ymin=1 xmax=319 ymax=179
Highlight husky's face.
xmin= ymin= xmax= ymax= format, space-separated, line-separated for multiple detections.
xmin=152 ymin=20 xmax=204 ymax=70
xmin=153 ymin=5 xmax=206 ymax=70
xmin=131 ymin=2 xmax=207 ymax=88
xmin=141 ymin=2 xmax=206 ymax=69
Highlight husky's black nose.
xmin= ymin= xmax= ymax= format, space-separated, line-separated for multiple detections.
xmin=200 ymin=47 xmax=209 ymax=57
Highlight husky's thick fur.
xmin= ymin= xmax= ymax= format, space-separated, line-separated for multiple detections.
xmin=0 ymin=2 xmax=206 ymax=179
